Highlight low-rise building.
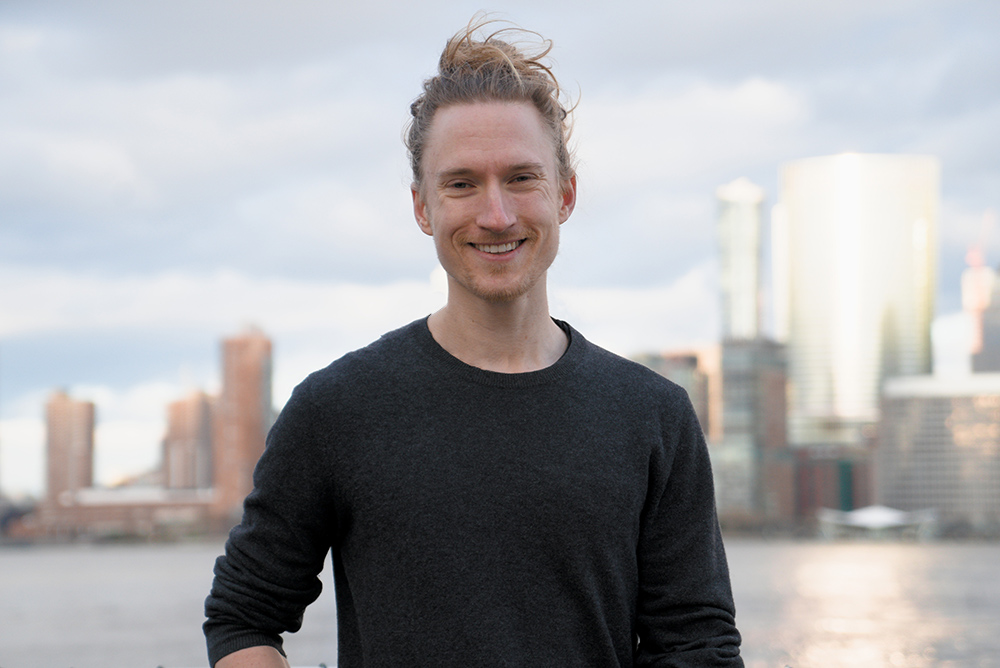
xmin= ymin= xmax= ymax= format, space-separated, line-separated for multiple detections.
xmin=878 ymin=374 xmax=1000 ymax=534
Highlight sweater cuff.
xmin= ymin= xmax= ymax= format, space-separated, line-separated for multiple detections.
xmin=206 ymin=627 xmax=286 ymax=667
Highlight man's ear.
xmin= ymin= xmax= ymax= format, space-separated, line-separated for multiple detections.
xmin=558 ymin=175 xmax=577 ymax=224
xmin=412 ymin=186 xmax=434 ymax=236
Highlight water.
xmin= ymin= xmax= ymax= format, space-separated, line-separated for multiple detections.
xmin=0 ymin=540 xmax=335 ymax=668
xmin=727 ymin=539 xmax=1000 ymax=667
xmin=1 ymin=538 xmax=997 ymax=667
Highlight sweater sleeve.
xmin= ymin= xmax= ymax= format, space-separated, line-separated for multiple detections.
xmin=203 ymin=382 xmax=336 ymax=667
xmin=634 ymin=391 xmax=743 ymax=667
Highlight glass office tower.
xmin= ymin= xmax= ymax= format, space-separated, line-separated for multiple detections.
xmin=774 ymin=154 xmax=939 ymax=448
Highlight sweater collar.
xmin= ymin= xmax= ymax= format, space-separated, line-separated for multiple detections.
xmin=413 ymin=316 xmax=586 ymax=388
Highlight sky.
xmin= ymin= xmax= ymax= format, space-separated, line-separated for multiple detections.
xmin=2 ymin=0 xmax=999 ymax=497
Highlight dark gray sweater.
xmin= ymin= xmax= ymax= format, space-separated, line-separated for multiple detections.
xmin=204 ymin=318 xmax=742 ymax=666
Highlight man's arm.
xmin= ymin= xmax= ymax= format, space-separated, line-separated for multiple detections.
xmin=204 ymin=381 xmax=336 ymax=666
xmin=635 ymin=391 xmax=743 ymax=666
xmin=215 ymin=646 xmax=290 ymax=668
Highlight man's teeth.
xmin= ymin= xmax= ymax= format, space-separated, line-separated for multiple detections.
xmin=474 ymin=241 xmax=521 ymax=254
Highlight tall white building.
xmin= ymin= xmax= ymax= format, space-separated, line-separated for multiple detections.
xmin=773 ymin=154 xmax=939 ymax=448
xmin=717 ymin=177 xmax=765 ymax=341
xmin=714 ymin=178 xmax=794 ymax=522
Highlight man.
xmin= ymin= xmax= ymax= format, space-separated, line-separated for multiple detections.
xmin=205 ymin=18 xmax=742 ymax=667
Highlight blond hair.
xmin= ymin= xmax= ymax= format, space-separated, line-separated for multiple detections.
xmin=405 ymin=15 xmax=575 ymax=188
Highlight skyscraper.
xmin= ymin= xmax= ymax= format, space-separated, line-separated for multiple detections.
xmin=713 ymin=178 xmax=793 ymax=522
xmin=715 ymin=339 xmax=792 ymax=521
xmin=717 ymin=177 xmax=765 ymax=340
xmin=162 ymin=391 xmax=214 ymax=490
xmin=45 ymin=390 xmax=95 ymax=503
xmin=774 ymin=154 xmax=938 ymax=450
xmin=212 ymin=327 xmax=274 ymax=519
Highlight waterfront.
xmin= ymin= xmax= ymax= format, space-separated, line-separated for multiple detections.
xmin=0 ymin=538 xmax=998 ymax=667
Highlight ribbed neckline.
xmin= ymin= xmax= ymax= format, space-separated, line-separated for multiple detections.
xmin=413 ymin=316 xmax=585 ymax=388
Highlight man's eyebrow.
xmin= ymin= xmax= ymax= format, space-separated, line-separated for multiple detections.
xmin=508 ymin=162 xmax=547 ymax=173
xmin=435 ymin=167 xmax=476 ymax=181
xmin=435 ymin=162 xmax=549 ymax=181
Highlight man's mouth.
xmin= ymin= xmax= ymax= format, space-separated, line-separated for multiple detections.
xmin=473 ymin=240 xmax=523 ymax=254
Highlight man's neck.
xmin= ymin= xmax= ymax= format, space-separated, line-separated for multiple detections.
xmin=427 ymin=289 xmax=568 ymax=374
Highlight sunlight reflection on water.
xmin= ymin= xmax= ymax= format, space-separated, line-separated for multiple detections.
xmin=0 ymin=539 xmax=997 ymax=667
xmin=728 ymin=539 xmax=1000 ymax=667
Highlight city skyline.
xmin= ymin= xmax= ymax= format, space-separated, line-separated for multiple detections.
xmin=20 ymin=327 xmax=272 ymax=538
xmin=19 ymin=168 xmax=997 ymax=532
xmin=0 ymin=150 xmax=987 ymax=500
xmin=2 ymin=2 xmax=999 ymax=496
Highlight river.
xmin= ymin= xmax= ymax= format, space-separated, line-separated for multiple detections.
xmin=1 ymin=538 xmax=997 ymax=667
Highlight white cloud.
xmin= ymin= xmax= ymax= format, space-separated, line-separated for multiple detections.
xmin=576 ymin=77 xmax=808 ymax=193
xmin=94 ymin=418 xmax=164 ymax=488
xmin=0 ymin=25 xmax=45 ymax=54
xmin=0 ymin=58 xmax=409 ymax=215
xmin=551 ymin=260 xmax=719 ymax=356
xmin=0 ymin=417 xmax=45 ymax=499
xmin=70 ymin=380 xmax=180 ymax=423
xmin=232 ymin=176 xmax=418 ymax=262
xmin=939 ymin=205 xmax=999 ymax=258
xmin=0 ymin=265 xmax=445 ymax=340
xmin=0 ymin=22 xmax=78 ymax=83
xmin=0 ymin=129 xmax=150 ymax=206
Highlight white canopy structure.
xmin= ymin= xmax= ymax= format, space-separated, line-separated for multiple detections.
xmin=817 ymin=505 xmax=938 ymax=540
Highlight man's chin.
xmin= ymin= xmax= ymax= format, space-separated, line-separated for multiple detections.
xmin=455 ymin=278 xmax=533 ymax=305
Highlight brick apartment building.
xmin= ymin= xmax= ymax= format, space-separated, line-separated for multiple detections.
xmin=30 ymin=328 xmax=273 ymax=539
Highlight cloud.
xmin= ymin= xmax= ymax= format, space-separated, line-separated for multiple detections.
xmin=0 ymin=417 xmax=45 ymax=498
xmin=0 ymin=264 xmax=449 ymax=415
xmin=3 ymin=0 xmax=1000 ymax=499
xmin=0 ymin=39 xmax=426 ymax=279
xmin=551 ymin=260 xmax=720 ymax=355
xmin=0 ymin=64 xmax=406 ymax=208
xmin=549 ymin=77 xmax=807 ymax=288
xmin=939 ymin=205 xmax=998 ymax=255
xmin=0 ymin=129 xmax=149 ymax=209
xmin=0 ymin=24 xmax=44 ymax=54
xmin=576 ymin=77 xmax=808 ymax=193
xmin=0 ymin=264 xmax=446 ymax=342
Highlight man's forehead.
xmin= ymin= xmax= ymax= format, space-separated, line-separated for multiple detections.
xmin=426 ymin=103 xmax=551 ymax=145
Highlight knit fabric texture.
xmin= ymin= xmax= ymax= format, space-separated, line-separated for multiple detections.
xmin=204 ymin=318 xmax=742 ymax=666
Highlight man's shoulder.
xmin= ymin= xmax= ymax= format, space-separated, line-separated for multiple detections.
xmin=569 ymin=326 xmax=689 ymax=403
xmin=298 ymin=318 xmax=430 ymax=394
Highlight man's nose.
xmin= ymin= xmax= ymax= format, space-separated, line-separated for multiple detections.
xmin=478 ymin=185 xmax=515 ymax=231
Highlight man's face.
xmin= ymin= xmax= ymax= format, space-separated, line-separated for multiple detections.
xmin=412 ymin=102 xmax=576 ymax=306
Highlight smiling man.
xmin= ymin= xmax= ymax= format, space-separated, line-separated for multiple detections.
xmin=413 ymin=100 xmax=575 ymax=373
xmin=204 ymin=18 xmax=742 ymax=668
